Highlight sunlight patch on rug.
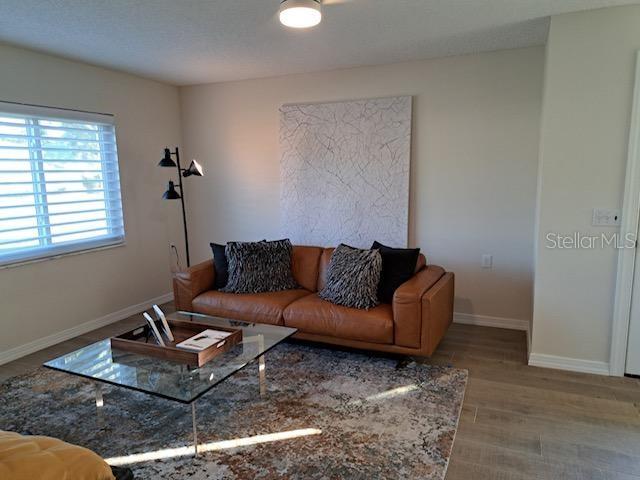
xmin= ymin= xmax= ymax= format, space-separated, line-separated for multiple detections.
xmin=106 ymin=428 xmax=323 ymax=465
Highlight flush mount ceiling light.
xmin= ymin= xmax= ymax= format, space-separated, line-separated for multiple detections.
xmin=279 ymin=0 xmax=322 ymax=29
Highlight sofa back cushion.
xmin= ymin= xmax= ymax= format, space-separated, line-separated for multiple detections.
xmin=317 ymin=247 xmax=335 ymax=291
xmin=291 ymin=246 xmax=323 ymax=291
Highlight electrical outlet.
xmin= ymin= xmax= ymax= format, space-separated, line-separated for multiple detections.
xmin=592 ymin=208 xmax=621 ymax=227
xmin=481 ymin=254 xmax=493 ymax=269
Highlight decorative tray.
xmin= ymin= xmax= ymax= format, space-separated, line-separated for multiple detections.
xmin=110 ymin=318 xmax=243 ymax=367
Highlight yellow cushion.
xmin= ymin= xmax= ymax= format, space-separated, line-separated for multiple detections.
xmin=0 ymin=431 xmax=115 ymax=480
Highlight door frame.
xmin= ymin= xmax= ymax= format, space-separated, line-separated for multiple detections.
xmin=611 ymin=51 xmax=640 ymax=376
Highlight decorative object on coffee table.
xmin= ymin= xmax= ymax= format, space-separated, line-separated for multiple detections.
xmin=110 ymin=317 xmax=243 ymax=367
xmin=153 ymin=304 xmax=175 ymax=342
xmin=158 ymin=147 xmax=204 ymax=267
xmin=142 ymin=312 xmax=166 ymax=347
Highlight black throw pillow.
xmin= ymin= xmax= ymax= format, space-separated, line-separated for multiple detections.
xmin=372 ymin=241 xmax=421 ymax=304
xmin=210 ymin=242 xmax=229 ymax=289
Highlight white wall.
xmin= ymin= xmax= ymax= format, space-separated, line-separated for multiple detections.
xmin=531 ymin=5 xmax=640 ymax=371
xmin=180 ymin=47 xmax=544 ymax=324
xmin=0 ymin=44 xmax=183 ymax=359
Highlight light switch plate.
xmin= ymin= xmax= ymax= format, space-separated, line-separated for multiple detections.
xmin=592 ymin=208 xmax=621 ymax=227
xmin=481 ymin=254 xmax=493 ymax=269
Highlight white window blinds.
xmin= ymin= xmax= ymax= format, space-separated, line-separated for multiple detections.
xmin=0 ymin=102 xmax=125 ymax=266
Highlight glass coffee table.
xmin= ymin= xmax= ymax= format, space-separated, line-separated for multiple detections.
xmin=44 ymin=311 xmax=297 ymax=456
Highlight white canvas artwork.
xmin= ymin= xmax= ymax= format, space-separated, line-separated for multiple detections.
xmin=279 ymin=96 xmax=411 ymax=248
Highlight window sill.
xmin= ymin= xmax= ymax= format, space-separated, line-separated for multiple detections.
xmin=0 ymin=241 xmax=126 ymax=270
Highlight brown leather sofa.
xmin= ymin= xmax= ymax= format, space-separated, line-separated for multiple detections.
xmin=173 ymin=246 xmax=454 ymax=357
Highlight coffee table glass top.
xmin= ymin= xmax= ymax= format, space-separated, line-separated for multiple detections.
xmin=44 ymin=312 xmax=297 ymax=404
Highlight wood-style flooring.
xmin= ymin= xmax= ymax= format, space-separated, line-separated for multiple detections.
xmin=1 ymin=305 xmax=639 ymax=479
xmin=427 ymin=324 xmax=640 ymax=480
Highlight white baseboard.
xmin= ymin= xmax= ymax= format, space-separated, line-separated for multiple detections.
xmin=453 ymin=313 xmax=609 ymax=375
xmin=0 ymin=292 xmax=173 ymax=366
xmin=528 ymin=352 xmax=610 ymax=376
xmin=453 ymin=312 xmax=529 ymax=331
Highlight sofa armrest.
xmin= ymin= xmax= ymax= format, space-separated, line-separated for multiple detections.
xmin=172 ymin=260 xmax=215 ymax=311
xmin=421 ymin=272 xmax=454 ymax=356
xmin=392 ymin=265 xmax=447 ymax=350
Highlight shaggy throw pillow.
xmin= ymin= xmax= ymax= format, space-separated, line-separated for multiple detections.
xmin=221 ymin=239 xmax=298 ymax=294
xmin=371 ymin=241 xmax=421 ymax=303
xmin=318 ymin=244 xmax=382 ymax=310
xmin=210 ymin=239 xmax=267 ymax=290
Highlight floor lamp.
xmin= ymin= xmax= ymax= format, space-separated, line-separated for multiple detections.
xmin=159 ymin=147 xmax=204 ymax=267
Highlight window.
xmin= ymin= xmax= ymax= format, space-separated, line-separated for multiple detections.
xmin=0 ymin=102 xmax=125 ymax=266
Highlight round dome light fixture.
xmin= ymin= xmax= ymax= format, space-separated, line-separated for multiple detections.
xmin=279 ymin=0 xmax=322 ymax=29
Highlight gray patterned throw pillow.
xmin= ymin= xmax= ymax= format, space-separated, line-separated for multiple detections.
xmin=319 ymin=244 xmax=382 ymax=310
xmin=221 ymin=239 xmax=299 ymax=294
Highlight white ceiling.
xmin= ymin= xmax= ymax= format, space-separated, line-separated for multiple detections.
xmin=0 ymin=0 xmax=638 ymax=86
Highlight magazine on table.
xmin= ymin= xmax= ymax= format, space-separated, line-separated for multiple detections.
xmin=176 ymin=329 xmax=233 ymax=352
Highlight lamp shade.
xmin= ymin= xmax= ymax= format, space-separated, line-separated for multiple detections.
xmin=158 ymin=148 xmax=177 ymax=167
xmin=162 ymin=180 xmax=181 ymax=199
xmin=183 ymin=159 xmax=204 ymax=177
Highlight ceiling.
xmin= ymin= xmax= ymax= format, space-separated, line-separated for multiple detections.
xmin=0 ymin=0 xmax=638 ymax=86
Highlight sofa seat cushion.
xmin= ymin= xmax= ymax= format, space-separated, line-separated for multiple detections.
xmin=0 ymin=430 xmax=115 ymax=480
xmin=283 ymin=294 xmax=393 ymax=344
xmin=192 ymin=289 xmax=312 ymax=325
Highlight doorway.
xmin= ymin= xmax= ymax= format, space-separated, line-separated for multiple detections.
xmin=626 ymin=251 xmax=640 ymax=375
xmin=611 ymin=51 xmax=640 ymax=376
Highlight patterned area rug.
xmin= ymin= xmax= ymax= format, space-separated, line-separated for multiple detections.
xmin=0 ymin=343 xmax=467 ymax=479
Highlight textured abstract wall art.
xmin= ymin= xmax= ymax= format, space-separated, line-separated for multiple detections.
xmin=279 ymin=96 xmax=411 ymax=248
